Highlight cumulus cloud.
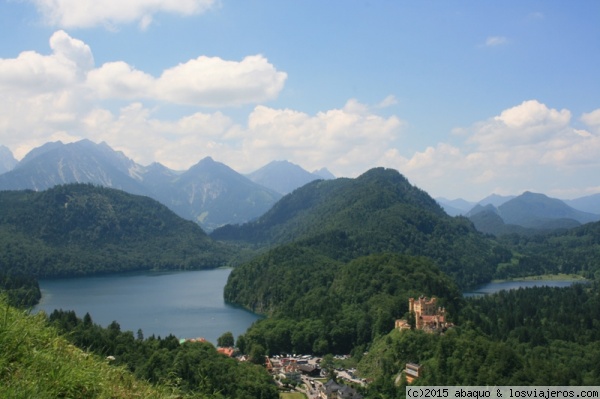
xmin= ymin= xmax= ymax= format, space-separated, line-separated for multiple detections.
xmin=1 ymin=30 xmax=286 ymax=107
xmin=230 ymin=99 xmax=403 ymax=174
xmin=392 ymin=100 xmax=600 ymax=200
xmin=87 ymin=62 xmax=154 ymax=99
xmin=581 ymin=108 xmax=600 ymax=133
xmin=468 ymin=100 xmax=572 ymax=150
xmin=155 ymin=55 xmax=287 ymax=107
xmin=72 ymin=98 xmax=403 ymax=174
xmin=29 ymin=0 xmax=216 ymax=29
xmin=0 ymin=30 xmax=92 ymax=93
xmin=0 ymin=35 xmax=402 ymax=175
xmin=85 ymin=55 xmax=286 ymax=106
xmin=0 ymin=30 xmax=290 ymax=161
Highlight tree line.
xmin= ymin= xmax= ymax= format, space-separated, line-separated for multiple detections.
xmin=47 ymin=309 xmax=279 ymax=399
xmin=358 ymin=281 xmax=600 ymax=397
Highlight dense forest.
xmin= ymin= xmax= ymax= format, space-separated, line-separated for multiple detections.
xmin=359 ymin=282 xmax=600 ymax=397
xmin=46 ymin=309 xmax=279 ymax=398
xmin=220 ymin=169 xmax=600 ymax=397
xmin=2 ymin=171 xmax=600 ymax=396
xmin=220 ymin=168 xmax=503 ymax=357
xmin=229 ymin=252 xmax=461 ymax=356
xmin=217 ymin=168 xmax=513 ymax=290
xmin=0 ymin=184 xmax=236 ymax=306
xmin=0 ymin=271 xmax=40 ymax=308
xmin=497 ymin=221 xmax=600 ymax=279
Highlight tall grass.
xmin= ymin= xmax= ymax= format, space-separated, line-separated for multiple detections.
xmin=0 ymin=296 xmax=188 ymax=399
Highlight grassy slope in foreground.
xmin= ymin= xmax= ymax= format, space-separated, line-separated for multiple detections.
xmin=0 ymin=297 xmax=193 ymax=399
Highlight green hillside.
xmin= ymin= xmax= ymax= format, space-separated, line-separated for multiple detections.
xmin=0 ymin=184 xmax=235 ymax=306
xmin=212 ymin=167 xmax=446 ymax=245
xmin=218 ymin=168 xmax=514 ymax=355
xmin=0 ymin=296 xmax=189 ymax=399
xmin=496 ymin=221 xmax=600 ymax=279
xmin=232 ymin=252 xmax=461 ymax=355
xmin=216 ymin=167 xmax=511 ymax=289
xmin=359 ymin=282 xmax=600 ymax=395
xmin=47 ymin=308 xmax=279 ymax=399
xmin=1 ymin=295 xmax=278 ymax=399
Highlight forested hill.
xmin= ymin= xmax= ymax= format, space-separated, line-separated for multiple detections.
xmin=496 ymin=220 xmax=600 ymax=279
xmin=216 ymin=167 xmax=510 ymax=289
xmin=0 ymin=184 xmax=233 ymax=279
xmin=221 ymin=168 xmax=512 ymax=356
xmin=212 ymin=167 xmax=445 ymax=245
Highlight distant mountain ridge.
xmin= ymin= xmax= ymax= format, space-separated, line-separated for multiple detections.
xmin=500 ymin=191 xmax=599 ymax=226
xmin=0 ymin=145 xmax=18 ymax=174
xmin=3 ymin=140 xmax=598 ymax=232
xmin=466 ymin=191 xmax=600 ymax=235
xmin=564 ymin=193 xmax=600 ymax=215
xmin=0 ymin=140 xmax=307 ymax=231
xmin=1 ymin=140 xmax=147 ymax=194
xmin=438 ymin=191 xmax=599 ymax=222
xmin=246 ymin=160 xmax=333 ymax=195
xmin=159 ymin=156 xmax=282 ymax=230
xmin=437 ymin=194 xmax=516 ymax=216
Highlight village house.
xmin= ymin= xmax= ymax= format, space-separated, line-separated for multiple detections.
xmin=319 ymin=379 xmax=363 ymax=399
xmin=216 ymin=346 xmax=235 ymax=357
xmin=404 ymin=363 xmax=422 ymax=384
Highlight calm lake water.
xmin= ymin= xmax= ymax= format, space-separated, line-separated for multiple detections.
xmin=464 ymin=279 xmax=584 ymax=297
xmin=33 ymin=268 xmax=262 ymax=344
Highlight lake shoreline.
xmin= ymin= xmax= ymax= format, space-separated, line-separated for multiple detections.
xmin=34 ymin=268 xmax=261 ymax=344
xmin=490 ymin=273 xmax=586 ymax=284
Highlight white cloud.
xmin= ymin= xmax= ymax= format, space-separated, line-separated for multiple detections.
xmin=87 ymin=62 xmax=154 ymax=99
xmin=0 ymin=30 xmax=92 ymax=93
xmin=485 ymin=36 xmax=508 ymax=47
xmin=155 ymin=55 xmax=288 ymax=107
xmin=0 ymin=30 xmax=289 ymax=162
xmin=581 ymin=108 xmax=600 ymax=134
xmin=30 ymin=0 xmax=216 ymax=29
xmin=2 ymin=30 xmax=597 ymax=201
xmin=72 ymin=99 xmax=403 ymax=175
xmin=237 ymin=100 xmax=403 ymax=175
xmin=468 ymin=100 xmax=571 ymax=150
xmin=0 ymin=31 xmax=92 ymax=147
xmin=391 ymin=100 xmax=600 ymax=200
xmin=376 ymin=95 xmax=398 ymax=108
xmin=80 ymin=103 xmax=236 ymax=166
xmin=86 ymin=55 xmax=287 ymax=106
xmin=0 ymin=31 xmax=287 ymax=127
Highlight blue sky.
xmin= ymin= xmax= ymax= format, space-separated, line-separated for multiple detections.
xmin=1 ymin=0 xmax=599 ymax=200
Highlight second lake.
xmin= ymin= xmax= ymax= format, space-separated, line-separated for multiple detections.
xmin=464 ymin=278 xmax=585 ymax=297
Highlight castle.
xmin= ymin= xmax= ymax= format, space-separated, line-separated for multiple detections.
xmin=395 ymin=296 xmax=450 ymax=332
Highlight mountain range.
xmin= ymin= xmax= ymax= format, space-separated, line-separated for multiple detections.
xmin=0 ymin=145 xmax=17 ymax=174
xmin=246 ymin=160 xmax=335 ymax=195
xmin=437 ymin=191 xmax=600 ymax=235
xmin=1 ymin=140 xmax=598 ymax=234
xmin=0 ymin=140 xmax=333 ymax=232
xmin=437 ymin=191 xmax=600 ymax=217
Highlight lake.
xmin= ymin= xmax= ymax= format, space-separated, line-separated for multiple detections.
xmin=33 ymin=268 xmax=262 ymax=344
xmin=464 ymin=279 xmax=585 ymax=297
